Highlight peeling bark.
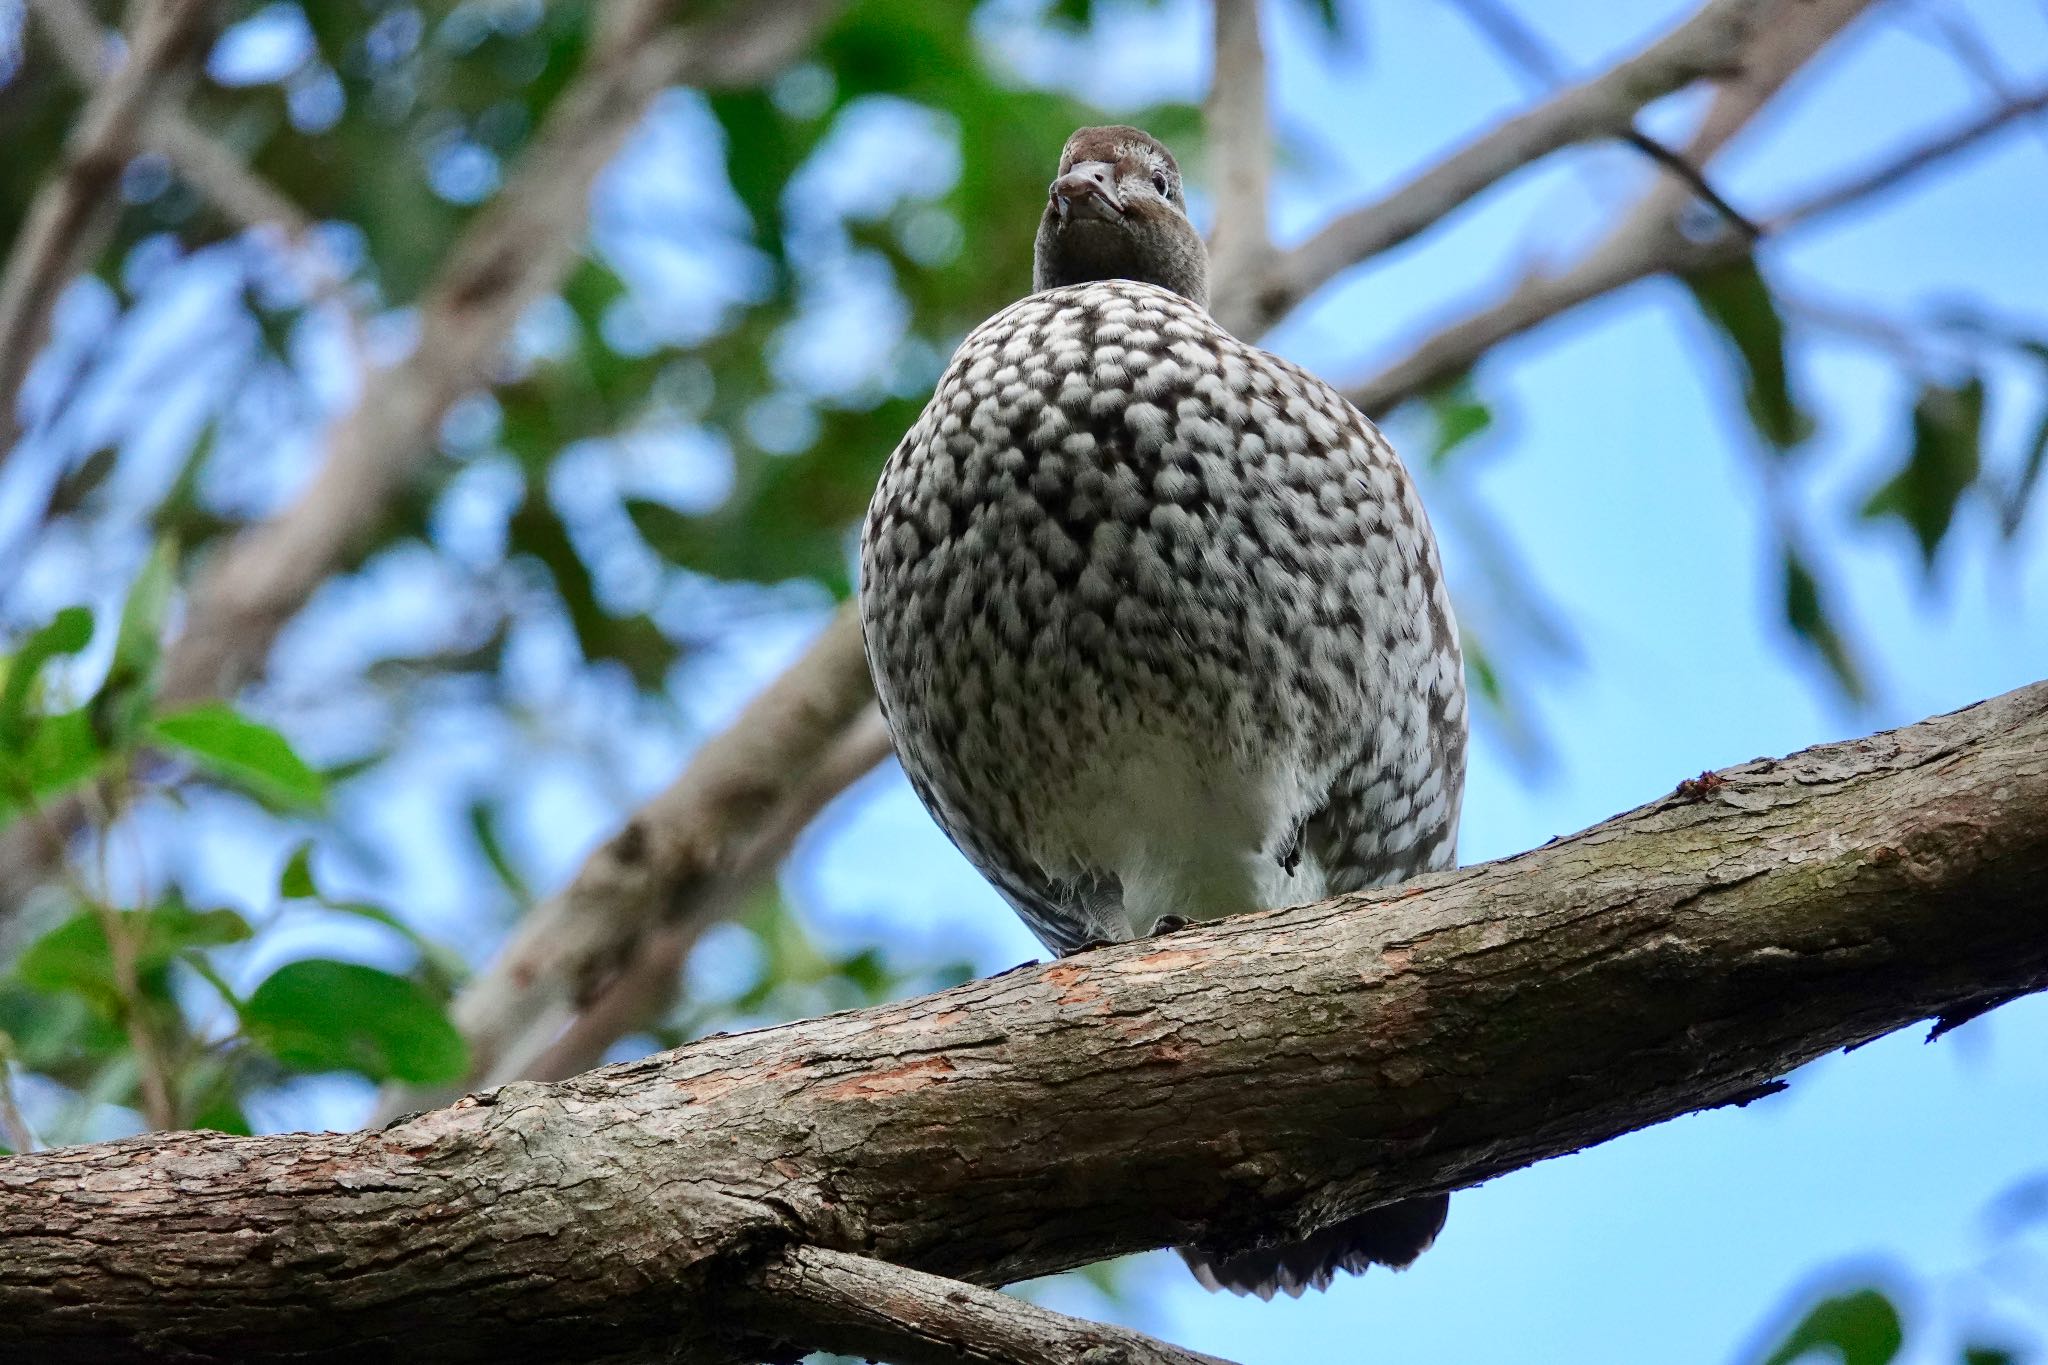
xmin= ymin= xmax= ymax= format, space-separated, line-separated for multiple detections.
xmin=2 ymin=681 xmax=2045 ymax=1363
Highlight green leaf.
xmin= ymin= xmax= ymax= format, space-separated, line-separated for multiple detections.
xmin=102 ymin=539 xmax=178 ymax=709
xmin=1683 ymin=256 xmax=1811 ymax=451
xmin=148 ymin=703 xmax=326 ymax=810
xmin=1424 ymin=378 xmax=1494 ymax=468
xmin=1754 ymin=1289 xmax=1903 ymax=1365
xmin=1783 ymin=546 xmax=1865 ymax=703
xmin=0 ymin=707 xmax=104 ymax=822
xmin=240 ymin=959 xmax=467 ymax=1084
xmin=15 ymin=900 xmax=253 ymax=1013
xmin=0 ymin=607 xmax=93 ymax=750
xmin=1861 ymin=377 xmax=1985 ymax=567
xmin=279 ymin=842 xmax=319 ymax=900
xmin=1963 ymin=1347 xmax=2016 ymax=1365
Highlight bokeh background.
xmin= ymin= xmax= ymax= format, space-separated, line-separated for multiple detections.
xmin=2 ymin=1 xmax=2046 ymax=1361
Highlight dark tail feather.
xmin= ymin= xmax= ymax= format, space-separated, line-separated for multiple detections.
xmin=1178 ymin=1194 xmax=1449 ymax=1300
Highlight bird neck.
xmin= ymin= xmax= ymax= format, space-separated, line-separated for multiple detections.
xmin=1032 ymin=215 xmax=1211 ymax=311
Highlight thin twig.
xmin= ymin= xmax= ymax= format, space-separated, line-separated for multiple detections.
xmin=1438 ymin=0 xmax=1761 ymax=239
xmin=746 ymin=1244 xmax=1243 ymax=1365
xmin=1771 ymin=83 xmax=2048 ymax=229
xmin=1230 ymin=0 xmax=1773 ymax=337
xmin=1346 ymin=0 xmax=1883 ymax=416
xmin=80 ymin=775 xmax=177 ymax=1132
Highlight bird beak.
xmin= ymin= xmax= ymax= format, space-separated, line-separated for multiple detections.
xmin=1050 ymin=161 xmax=1124 ymax=225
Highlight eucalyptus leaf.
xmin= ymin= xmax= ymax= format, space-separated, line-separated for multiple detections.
xmin=1683 ymin=257 xmax=1810 ymax=451
xmin=0 ymin=606 xmax=93 ymax=750
xmin=1861 ymin=377 xmax=1985 ymax=566
xmin=1783 ymin=546 xmax=1865 ymax=703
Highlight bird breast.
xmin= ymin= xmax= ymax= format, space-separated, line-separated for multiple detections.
xmin=860 ymin=280 xmax=1460 ymax=929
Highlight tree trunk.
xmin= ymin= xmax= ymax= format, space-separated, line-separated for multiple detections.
xmin=3 ymin=681 xmax=2045 ymax=1364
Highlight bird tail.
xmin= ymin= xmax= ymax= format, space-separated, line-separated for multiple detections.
xmin=1177 ymin=1194 xmax=1449 ymax=1299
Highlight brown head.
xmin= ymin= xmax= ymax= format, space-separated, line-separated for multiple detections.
xmin=1032 ymin=125 xmax=1208 ymax=310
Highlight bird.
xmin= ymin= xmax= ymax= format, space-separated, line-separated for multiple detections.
xmin=857 ymin=125 xmax=1467 ymax=1298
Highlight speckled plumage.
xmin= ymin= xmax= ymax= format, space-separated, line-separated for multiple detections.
xmin=862 ymin=279 xmax=1464 ymax=953
xmin=857 ymin=126 xmax=1466 ymax=1297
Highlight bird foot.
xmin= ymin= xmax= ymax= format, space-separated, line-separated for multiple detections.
xmin=1148 ymin=914 xmax=1191 ymax=937
xmin=1059 ymin=937 xmax=1116 ymax=958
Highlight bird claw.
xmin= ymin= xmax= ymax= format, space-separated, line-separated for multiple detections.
xmin=1148 ymin=914 xmax=1191 ymax=937
xmin=1059 ymin=936 xmax=1116 ymax=958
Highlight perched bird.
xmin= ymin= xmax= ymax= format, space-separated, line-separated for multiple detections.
xmin=858 ymin=125 xmax=1467 ymax=1298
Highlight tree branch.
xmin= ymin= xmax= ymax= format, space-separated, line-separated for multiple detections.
xmin=28 ymin=0 xmax=312 ymax=242
xmin=1203 ymin=0 xmax=1274 ymax=328
xmin=744 ymin=1245 xmax=1241 ymax=1365
xmin=1438 ymin=0 xmax=1760 ymax=238
xmin=1221 ymin=0 xmax=1771 ymax=337
xmin=157 ymin=0 xmax=844 ymax=709
xmin=1345 ymin=0 xmax=1883 ymax=414
xmin=0 ymin=0 xmax=848 ymax=922
xmin=4 ymin=679 xmax=2045 ymax=1363
xmin=0 ymin=0 xmax=227 ymax=462
xmin=518 ymin=703 xmax=892 ymax=1088
xmin=1771 ymin=81 xmax=2048 ymax=229
xmin=375 ymin=604 xmax=878 ymax=1119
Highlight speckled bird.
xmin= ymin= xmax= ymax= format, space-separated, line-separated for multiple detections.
xmin=858 ymin=125 xmax=1467 ymax=1297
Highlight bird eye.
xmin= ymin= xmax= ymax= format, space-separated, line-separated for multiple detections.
xmin=1151 ymin=171 xmax=1170 ymax=195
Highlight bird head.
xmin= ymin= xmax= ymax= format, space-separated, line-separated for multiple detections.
xmin=1032 ymin=125 xmax=1209 ymax=310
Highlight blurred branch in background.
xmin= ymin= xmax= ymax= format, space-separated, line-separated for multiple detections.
xmin=1211 ymin=0 xmax=1771 ymax=337
xmin=0 ymin=0 xmax=850 ymax=920
xmin=377 ymin=606 xmax=878 ymax=1118
xmin=1203 ymin=0 xmax=1275 ymax=297
xmin=0 ymin=0 xmax=227 ymax=462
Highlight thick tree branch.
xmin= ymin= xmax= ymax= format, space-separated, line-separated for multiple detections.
xmin=0 ymin=0 xmax=226 ymax=461
xmin=1222 ymin=0 xmax=1771 ymax=337
xmin=745 ymin=1245 xmax=1240 ymax=1365
xmin=4 ymin=680 xmax=2045 ymax=1364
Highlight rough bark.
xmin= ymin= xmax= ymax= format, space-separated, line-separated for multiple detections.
xmin=3 ymin=680 xmax=2045 ymax=1364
